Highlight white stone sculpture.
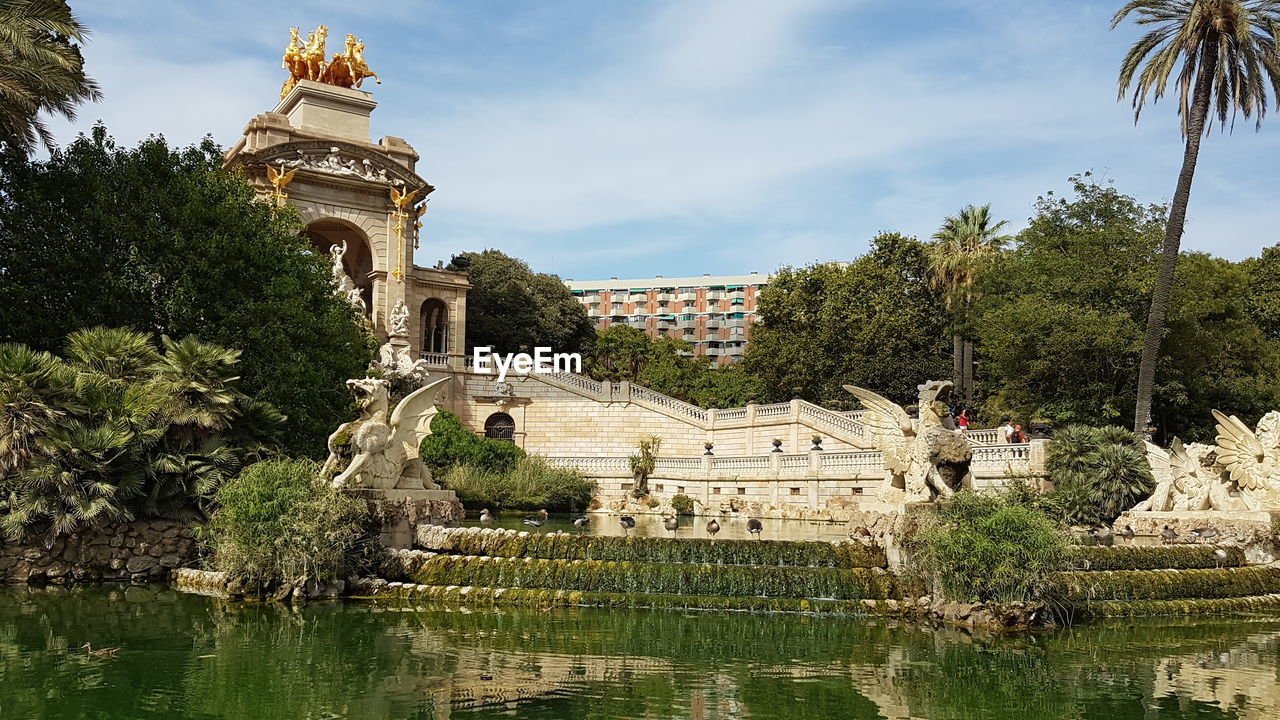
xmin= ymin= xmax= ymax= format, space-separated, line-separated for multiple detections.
xmin=843 ymin=380 xmax=973 ymax=503
xmin=1132 ymin=439 xmax=1251 ymax=512
xmin=389 ymin=298 xmax=410 ymax=337
xmin=322 ymin=377 xmax=447 ymax=490
xmin=1212 ymin=409 xmax=1280 ymax=508
xmin=328 ymin=241 xmax=368 ymax=318
xmin=280 ymin=147 xmax=390 ymax=182
xmin=373 ymin=341 xmax=432 ymax=383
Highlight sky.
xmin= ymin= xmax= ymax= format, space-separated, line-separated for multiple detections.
xmin=49 ymin=0 xmax=1280 ymax=281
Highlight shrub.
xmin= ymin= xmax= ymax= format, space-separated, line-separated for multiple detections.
xmin=205 ymin=459 xmax=375 ymax=586
xmin=441 ymin=456 xmax=596 ymax=513
xmin=1045 ymin=425 xmax=1153 ymax=525
xmin=670 ymin=493 xmax=696 ymax=516
xmin=911 ymin=490 xmax=1069 ymax=603
xmin=420 ymin=409 xmax=524 ymax=475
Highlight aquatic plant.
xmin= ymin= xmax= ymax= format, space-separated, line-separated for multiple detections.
xmin=205 ymin=459 xmax=376 ymax=586
xmin=1049 ymin=566 xmax=1280 ymax=603
xmin=408 ymin=554 xmax=911 ymax=600
xmin=415 ymin=526 xmax=888 ymax=568
xmin=1063 ymin=545 xmax=1245 ymax=571
xmin=910 ymin=490 xmax=1069 ymax=603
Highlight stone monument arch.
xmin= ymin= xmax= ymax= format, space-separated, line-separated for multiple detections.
xmin=223 ymin=77 xmax=469 ymax=368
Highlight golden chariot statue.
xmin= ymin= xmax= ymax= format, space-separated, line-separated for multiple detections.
xmin=280 ymin=25 xmax=381 ymax=98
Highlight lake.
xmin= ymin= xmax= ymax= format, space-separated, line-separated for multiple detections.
xmin=2 ymin=585 xmax=1279 ymax=719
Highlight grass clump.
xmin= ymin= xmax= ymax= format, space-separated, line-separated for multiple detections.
xmin=441 ymin=455 xmax=595 ymax=513
xmin=204 ymin=459 xmax=376 ymax=587
xmin=911 ymin=490 xmax=1068 ymax=603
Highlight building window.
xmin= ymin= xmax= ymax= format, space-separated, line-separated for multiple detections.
xmin=790 ymin=487 xmax=801 ymax=496
xmin=712 ymin=487 xmax=721 ymax=495
xmin=852 ymin=487 xmax=864 ymax=495
xmin=737 ymin=487 xmax=746 ymax=495
xmin=419 ymin=298 xmax=450 ymax=354
xmin=655 ymin=484 xmax=664 ymax=492
xmin=484 ymin=412 xmax=516 ymax=441
xmin=677 ymin=486 xmax=685 ymax=494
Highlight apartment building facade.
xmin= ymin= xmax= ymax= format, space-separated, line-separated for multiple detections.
xmin=564 ymin=273 xmax=768 ymax=364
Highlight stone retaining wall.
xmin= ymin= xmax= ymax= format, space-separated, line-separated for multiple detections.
xmin=0 ymin=520 xmax=198 ymax=584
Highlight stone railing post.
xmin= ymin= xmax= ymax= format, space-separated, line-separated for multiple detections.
xmin=789 ymin=399 xmax=801 ymax=449
xmin=701 ymin=454 xmax=712 ymax=474
xmin=769 ymin=453 xmax=782 ymax=475
xmin=809 ymin=448 xmax=821 ymax=474
xmin=745 ymin=402 xmax=757 ymax=424
xmin=618 ymin=380 xmax=630 ymax=403
xmin=707 ymin=407 xmax=718 ymax=430
xmin=600 ymin=379 xmax=612 ymax=402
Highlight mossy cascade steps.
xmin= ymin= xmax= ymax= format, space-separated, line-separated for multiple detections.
xmin=356 ymin=525 xmax=920 ymax=615
xmin=1051 ymin=545 xmax=1280 ymax=619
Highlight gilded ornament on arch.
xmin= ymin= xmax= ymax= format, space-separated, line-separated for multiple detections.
xmin=265 ymin=163 xmax=297 ymax=207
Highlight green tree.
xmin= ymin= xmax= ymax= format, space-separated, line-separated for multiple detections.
xmin=1113 ymin=0 xmax=1280 ymax=434
xmin=0 ymin=0 xmax=101 ymax=153
xmin=744 ymin=233 xmax=950 ymax=408
xmin=448 ymin=250 xmax=595 ymax=355
xmin=928 ymin=204 xmax=1009 ymax=407
xmin=585 ymin=325 xmax=761 ymax=407
xmin=977 ymin=175 xmax=1280 ymax=438
xmin=0 ymin=128 xmax=373 ymax=455
xmin=0 ymin=328 xmax=281 ymax=539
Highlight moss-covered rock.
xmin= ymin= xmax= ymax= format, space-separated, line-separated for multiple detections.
xmin=1074 ymin=593 xmax=1280 ymax=618
xmin=1062 ymin=545 xmax=1245 ymax=571
xmin=1049 ymin=566 xmax=1280 ymax=602
xmin=409 ymin=553 xmax=914 ymax=600
xmin=414 ymin=525 xmax=886 ymax=568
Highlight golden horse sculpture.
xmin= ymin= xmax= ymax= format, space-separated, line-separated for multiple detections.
xmin=322 ymin=33 xmax=381 ymax=90
xmin=280 ymin=26 xmax=378 ymax=98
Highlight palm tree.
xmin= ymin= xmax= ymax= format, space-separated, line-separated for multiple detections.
xmin=1114 ymin=1 xmax=1280 ymax=434
xmin=146 ymin=335 xmax=245 ymax=446
xmin=0 ymin=0 xmax=102 ymax=154
xmin=0 ymin=343 xmax=83 ymax=475
xmin=927 ymin=204 xmax=1010 ymax=407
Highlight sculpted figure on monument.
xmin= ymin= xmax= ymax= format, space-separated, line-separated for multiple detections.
xmin=843 ymin=380 xmax=973 ymax=503
xmin=321 ymin=33 xmax=381 ymax=90
xmin=390 ymin=298 xmax=410 ymax=337
xmin=322 ymin=377 xmax=447 ymax=490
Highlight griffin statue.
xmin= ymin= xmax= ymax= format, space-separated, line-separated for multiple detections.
xmin=843 ymin=380 xmax=973 ymax=503
xmin=1131 ymin=409 xmax=1280 ymax=512
xmin=322 ymin=377 xmax=447 ymax=490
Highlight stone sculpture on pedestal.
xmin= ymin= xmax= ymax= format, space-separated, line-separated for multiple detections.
xmin=843 ymin=380 xmax=973 ymax=503
xmin=322 ymin=377 xmax=447 ymax=490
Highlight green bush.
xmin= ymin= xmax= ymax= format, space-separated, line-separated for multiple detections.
xmin=1045 ymin=425 xmax=1154 ymax=525
xmin=420 ymin=409 xmax=524 ymax=475
xmin=911 ymin=490 xmax=1069 ymax=603
xmin=441 ymin=455 xmax=595 ymax=513
xmin=670 ymin=493 xmax=696 ymax=516
xmin=205 ymin=459 xmax=375 ymax=586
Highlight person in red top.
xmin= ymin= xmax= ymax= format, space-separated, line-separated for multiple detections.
xmin=956 ymin=408 xmax=970 ymax=436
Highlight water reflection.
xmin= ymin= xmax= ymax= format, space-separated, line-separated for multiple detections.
xmin=1 ymin=585 xmax=1279 ymax=719
xmin=464 ymin=513 xmax=852 ymax=541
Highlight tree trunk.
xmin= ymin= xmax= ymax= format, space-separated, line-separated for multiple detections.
xmin=962 ymin=339 xmax=974 ymax=407
xmin=1133 ymin=46 xmax=1218 ymax=435
xmin=952 ymin=333 xmax=963 ymax=395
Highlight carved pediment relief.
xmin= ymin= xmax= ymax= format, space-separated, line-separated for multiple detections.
xmin=231 ymin=139 xmax=433 ymax=196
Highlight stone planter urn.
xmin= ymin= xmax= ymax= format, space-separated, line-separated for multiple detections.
xmin=811 ymin=436 xmax=823 ymax=451
xmin=704 ymin=442 xmax=714 ymax=456
xmin=772 ymin=439 xmax=783 ymax=453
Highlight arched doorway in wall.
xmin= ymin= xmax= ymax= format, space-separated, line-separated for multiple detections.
xmin=420 ymin=298 xmax=449 ymax=356
xmin=484 ymin=412 xmax=516 ymax=442
xmin=306 ymin=219 xmax=374 ymax=318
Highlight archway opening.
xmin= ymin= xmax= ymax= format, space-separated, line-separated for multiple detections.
xmin=306 ymin=219 xmax=374 ymax=317
xmin=484 ymin=412 xmax=515 ymax=442
xmin=420 ymin=298 xmax=450 ymax=355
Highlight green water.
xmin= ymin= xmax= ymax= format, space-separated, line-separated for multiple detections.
xmin=3 ymin=586 xmax=1280 ymax=719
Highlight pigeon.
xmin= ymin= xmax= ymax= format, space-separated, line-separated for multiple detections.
xmin=619 ymin=515 xmax=636 ymax=536
xmin=1214 ymin=548 xmax=1229 ymax=568
xmin=1117 ymin=525 xmax=1135 ymax=540
xmin=706 ymin=519 xmax=720 ymax=539
xmin=663 ymin=516 xmax=679 ymax=535
xmin=1189 ymin=527 xmax=1219 ymax=541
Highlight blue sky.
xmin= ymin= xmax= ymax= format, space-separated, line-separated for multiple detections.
xmin=52 ymin=0 xmax=1280 ymax=281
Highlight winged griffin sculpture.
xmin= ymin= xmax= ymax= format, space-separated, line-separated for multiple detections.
xmin=1131 ymin=409 xmax=1280 ymax=512
xmin=322 ymin=377 xmax=448 ymax=490
xmin=843 ymin=380 xmax=973 ymax=502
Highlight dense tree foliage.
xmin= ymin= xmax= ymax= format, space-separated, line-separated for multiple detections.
xmin=976 ymin=176 xmax=1280 ymax=439
xmin=448 ymin=250 xmax=594 ymax=355
xmin=586 ymin=324 xmax=761 ymax=408
xmin=0 ymin=128 xmax=374 ymax=456
xmin=743 ymin=233 xmax=950 ymax=408
xmin=0 ymin=328 xmax=283 ymax=540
